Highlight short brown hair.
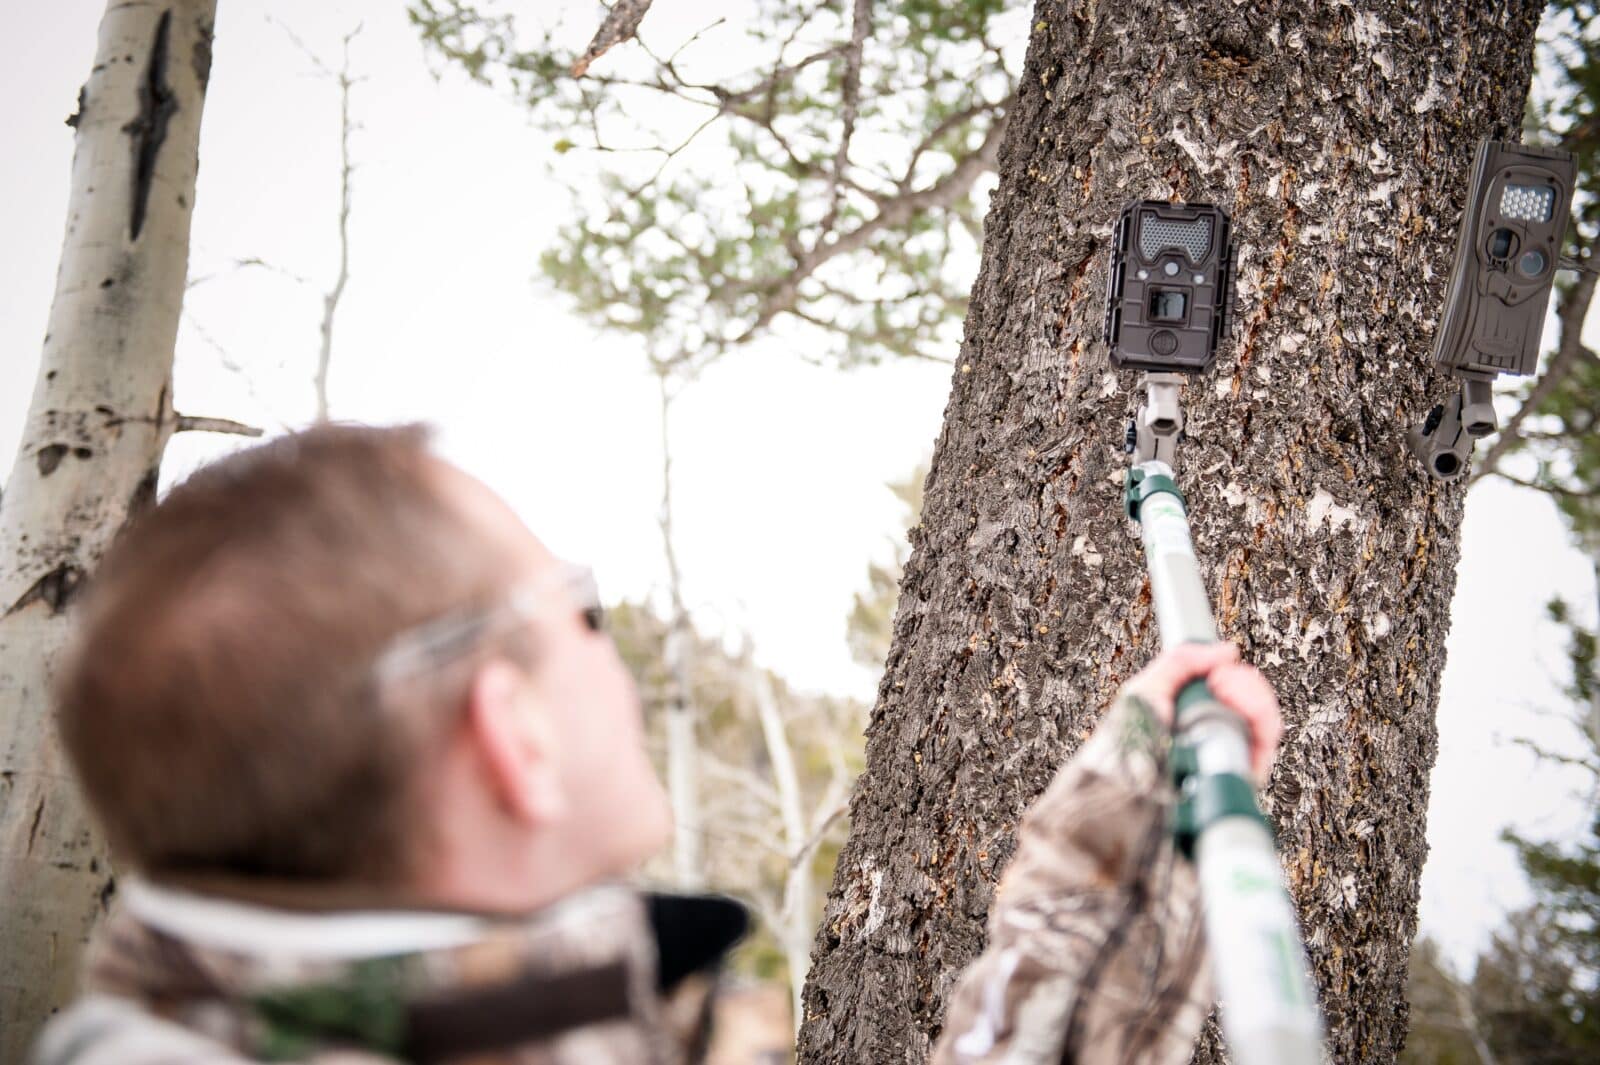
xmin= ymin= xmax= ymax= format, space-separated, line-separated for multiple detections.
xmin=58 ymin=424 xmax=518 ymax=882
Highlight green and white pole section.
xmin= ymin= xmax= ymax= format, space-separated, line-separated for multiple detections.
xmin=1125 ymin=460 xmax=1325 ymax=1065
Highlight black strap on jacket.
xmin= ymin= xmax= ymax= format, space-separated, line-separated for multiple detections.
xmin=403 ymin=893 xmax=748 ymax=1063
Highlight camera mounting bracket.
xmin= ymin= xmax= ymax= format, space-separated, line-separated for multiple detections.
xmin=1126 ymin=372 xmax=1186 ymax=467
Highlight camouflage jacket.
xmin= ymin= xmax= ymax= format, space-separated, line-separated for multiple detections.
xmin=31 ymin=882 xmax=749 ymax=1065
xmin=930 ymin=692 xmax=1213 ymax=1065
xmin=34 ymin=693 xmax=1210 ymax=1065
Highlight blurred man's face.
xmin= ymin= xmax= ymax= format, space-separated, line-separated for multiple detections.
xmin=434 ymin=462 xmax=673 ymax=883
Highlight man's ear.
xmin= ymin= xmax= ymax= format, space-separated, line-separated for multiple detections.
xmin=465 ymin=659 xmax=565 ymax=827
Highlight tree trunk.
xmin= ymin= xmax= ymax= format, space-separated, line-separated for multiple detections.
xmin=750 ymin=662 xmax=814 ymax=1031
xmin=657 ymin=376 xmax=705 ymax=889
xmin=797 ymin=2 xmax=1541 ymax=1063
xmin=0 ymin=2 xmax=216 ymax=1056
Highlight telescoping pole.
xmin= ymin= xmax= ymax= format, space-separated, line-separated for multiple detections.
xmin=1125 ymin=460 xmax=1325 ymax=1065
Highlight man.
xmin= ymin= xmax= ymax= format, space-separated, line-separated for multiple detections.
xmin=34 ymin=424 xmax=1280 ymax=1064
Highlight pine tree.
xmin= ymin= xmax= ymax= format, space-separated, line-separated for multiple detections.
xmin=797 ymin=3 xmax=1544 ymax=1061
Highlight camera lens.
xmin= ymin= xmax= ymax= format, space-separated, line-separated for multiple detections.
xmin=1487 ymin=228 xmax=1517 ymax=261
xmin=1518 ymin=249 xmax=1546 ymax=277
xmin=1149 ymin=290 xmax=1187 ymax=321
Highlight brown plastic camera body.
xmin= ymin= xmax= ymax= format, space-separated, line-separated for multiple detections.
xmin=1103 ymin=201 xmax=1235 ymax=374
xmin=1409 ymin=140 xmax=1575 ymax=481
xmin=1432 ymin=140 xmax=1574 ymax=379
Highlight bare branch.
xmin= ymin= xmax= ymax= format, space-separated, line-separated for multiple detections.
xmin=613 ymin=109 xmax=724 ymax=200
xmin=1493 ymin=471 xmax=1600 ymax=499
xmin=180 ymin=311 xmax=294 ymax=433
xmin=707 ymin=44 xmax=845 ymax=111
xmin=792 ymin=800 xmax=848 ymax=874
xmin=187 ymin=256 xmax=315 ymax=291
xmin=654 ymin=374 xmax=705 ymax=887
xmin=572 ymin=0 xmax=656 ymax=78
xmin=820 ymin=0 xmax=874 ymax=238
xmin=174 ymin=414 xmax=264 ymax=437
xmin=698 ymin=750 xmax=782 ymax=810
xmin=787 ymin=306 xmax=955 ymax=364
xmin=268 ymin=13 xmax=335 ymax=78
xmin=734 ymin=100 xmax=1011 ymax=340
xmin=747 ymin=892 xmax=787 ymax=942
xmin=903 ymin=95 xmax=1008 ymax=189
xmin=315 ymin=24 xmax=362 ymax=422
xmin=1510 ymin=737 xmax=1600 ymax=779
xmin=664 ymin=17 xmax=725 ymax=69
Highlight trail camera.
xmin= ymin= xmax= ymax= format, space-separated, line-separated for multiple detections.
xmin=1432 ymin=141 xmax=1574 ymax=378
xmin=1409 ymin=140 xmax=1575 ymax=480
xmin=1103 ymin=201 xmax=1235 ymax=373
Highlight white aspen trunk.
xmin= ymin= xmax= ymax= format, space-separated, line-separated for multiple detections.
xmin=1588 ymin=559 xmax=1600 ymax=750
xmin=749 ymin=660 xmax=811 ymax=1031
xmin=313 ymin=29 xmax=357 ymax=423
xmin=656 ymin=374 xmax=703 ymax=889
xmin=663 ymin=680 xmax=703 ymax=888
xmin=1448 ymin=968 xmax=1500 ymax=1065
xmin=0 ymin=2 xmax=216 ymax=1056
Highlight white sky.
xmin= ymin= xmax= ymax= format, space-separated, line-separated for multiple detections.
xmin=3 ymin=1 xmax=1595 ymax=978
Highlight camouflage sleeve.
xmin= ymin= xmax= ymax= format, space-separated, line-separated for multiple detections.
xmin=930 ymin=692 xmax=1213 ymax=1065
xmin=30 ymin=996 xmax=261 ymax=1065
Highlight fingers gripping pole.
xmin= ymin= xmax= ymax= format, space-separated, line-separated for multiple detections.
xmin=1125 ymin=461 xmax=1325 ymax=1064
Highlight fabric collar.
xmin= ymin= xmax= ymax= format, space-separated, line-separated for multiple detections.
xmin=121 ymin=877 xmax=497 ymax=961
xmin=90 ymin=879 xmax=748 ymax=1060
xmin=119 ymin=879 xmax=750 ymax=992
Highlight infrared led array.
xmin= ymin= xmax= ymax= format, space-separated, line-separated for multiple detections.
xmin=1500 ymin=183 xmax=1555 ymax=223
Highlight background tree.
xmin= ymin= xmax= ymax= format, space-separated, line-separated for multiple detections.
xmin=0 ymin=1 xmax=224 ymax=1056
xmin=795 ymin=2 xmax=1546 ymax=1062
xmin=605 ymin=599 xmax=865 ymax=1029
xmin=408 ymin=0 xmax=1019 ymax=905
xmin=599 ymin=457 xmax=925 ymax=1026
xmin=1402 ymin=669 xmax=1600 ymax=1065
xmin=1401 ymin=937 xmax=1497 ymax=1065
xmin=408 ymin=0 xmax=1016 ymax=375
xmin=301 ymin=22 xmax=362 ymax=422
xmin=1473 ymin=602 xmax=1600 ymax=1061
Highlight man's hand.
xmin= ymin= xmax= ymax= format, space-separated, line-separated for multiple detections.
xmin=1124 ymin=642 xmax=1282 ymax=784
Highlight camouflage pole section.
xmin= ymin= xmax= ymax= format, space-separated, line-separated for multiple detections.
xmin=1124 ymin=451 xmax=1325 ymax=1065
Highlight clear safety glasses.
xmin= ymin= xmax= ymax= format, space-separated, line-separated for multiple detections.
xmin=371 ymin=562 xmax=603 ymax=686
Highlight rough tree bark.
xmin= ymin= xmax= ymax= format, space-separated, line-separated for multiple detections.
xmin=0 ymin=2 xmax=216 ymax=1057
xmin=798 ymin=2 xmax=1542 ymax=1063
